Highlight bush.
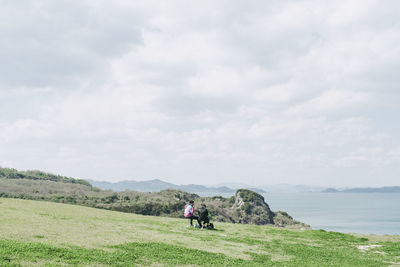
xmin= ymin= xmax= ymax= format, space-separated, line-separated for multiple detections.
xmin=237 ymin=189 xmax=264 ymax=203
xmin=241 ymin=203 xmax=252 ymax=214
xmin=0 ymin=167 xmax=92 ymax=187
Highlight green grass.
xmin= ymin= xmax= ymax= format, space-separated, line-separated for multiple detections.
xmin=1 ymin=198 xmax=399 ymax=266
xmin=0 ymin=240 xmax=247 ymax=266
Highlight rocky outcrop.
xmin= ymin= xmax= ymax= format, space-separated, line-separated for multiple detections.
xmin=232 ymin=189 xmax=274 ymax=225
xmin=201 ymin=189 xmax=310 ymax=228
xmin=272 ymin=211 xmax=309 ymax=229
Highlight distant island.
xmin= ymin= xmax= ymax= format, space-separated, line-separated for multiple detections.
xmin=87 ymin=179 xmax=266 ymax=195
xmin=322 ymin=186 xmax=400 ymax=193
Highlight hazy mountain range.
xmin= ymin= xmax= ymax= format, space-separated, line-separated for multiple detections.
xmin=87 ymin=179 xmax=266 ymax=195
xmin=212 ymin=183 xmax=326 ymax=193
xmin=88 ymin=179 xmax=336 ymax=195
xmin=323 ymin=186 xmax=400 ymax=193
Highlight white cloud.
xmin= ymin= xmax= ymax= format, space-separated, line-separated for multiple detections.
xmin=0 ymin=119 xmax=54 ymax=142
xmin=0 ymin=0 xmax=399 ymax=186
xmin=288 ymin=90 xmax=372 ymax=115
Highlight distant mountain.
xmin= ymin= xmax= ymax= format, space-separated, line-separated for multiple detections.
xmin=89 ymin=179 xmax=178 ymax=192
xmin=322 ymin=186 xmax=400 ymax=193
xmin=87 ymin=179 xmax=248 ymax=195
xmin=210 ymin=183 xmax=254 ymax=189
xmin=258 ymin=184 xmax=326 ymax=193
xmin=322 ymin=188 xmax=340 ymax=193
xmin=212 ymin=182 xmax=328 ymax=194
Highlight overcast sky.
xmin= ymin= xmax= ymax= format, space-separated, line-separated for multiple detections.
xmin=1 ymin=0 xmax=399 ymax=186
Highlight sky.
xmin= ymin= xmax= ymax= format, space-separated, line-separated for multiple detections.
xmin=1 ymin=0 xmax=399 ymax=187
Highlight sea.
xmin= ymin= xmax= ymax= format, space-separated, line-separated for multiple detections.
xmin=264 ymin=192 xmax=400 ymax=235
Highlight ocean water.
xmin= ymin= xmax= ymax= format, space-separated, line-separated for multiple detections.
xmin=265 ymin=192 xmax=400 ymax=235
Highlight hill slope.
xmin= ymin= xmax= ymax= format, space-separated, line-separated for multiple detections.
xmin=0 ymin=167 xmax=304 ymax=227
xmin=0 ymin=167 xmax=90 ymax=186
xmin=0 ymin=198 xmax=399 ymax=266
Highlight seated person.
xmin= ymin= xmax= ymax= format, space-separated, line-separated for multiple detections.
xmin=198 ymin=203 xmax=210 ymax=228
xmin=184 ymin=200 xmax=201 ymax=227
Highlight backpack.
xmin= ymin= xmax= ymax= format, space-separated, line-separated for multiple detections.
xmin=184 ymin=204 xmax=193 ymax=217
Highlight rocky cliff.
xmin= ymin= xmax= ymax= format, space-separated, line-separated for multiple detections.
xmin=198 ymin=189 xmax=309 ymax=228
xmin=232 ymin=189 xmax=275 ymax=224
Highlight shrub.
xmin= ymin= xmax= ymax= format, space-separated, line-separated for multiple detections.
xmin=237 ymin=189 xmax=264 ymax=203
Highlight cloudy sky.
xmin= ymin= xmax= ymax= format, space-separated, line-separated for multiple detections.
xmin=1 ymin=0 xmax=399 ymax=186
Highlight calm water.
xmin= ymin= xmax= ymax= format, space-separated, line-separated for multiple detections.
xmin=265 ymin=192 xmax=400 ymax=235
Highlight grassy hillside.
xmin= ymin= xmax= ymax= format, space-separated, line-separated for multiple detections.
xmin=0 ymin=170 xmax=306 ymax=227
xmin=1 ymin=198 xmax=399 ymax=266
xmin=0 ymin=167 xmax=90 ymax=186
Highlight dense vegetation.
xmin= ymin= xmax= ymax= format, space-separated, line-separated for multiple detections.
xmin=1 ymin=198 xmax=399 ymax=266
xmin=0 ymin=167 xmax=90 ymax=186
xmin=238 ymin=189 xmax=265 ymax=203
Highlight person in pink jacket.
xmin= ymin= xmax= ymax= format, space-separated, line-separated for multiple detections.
xmin=184 ymin=200 xmax=201 ymax=227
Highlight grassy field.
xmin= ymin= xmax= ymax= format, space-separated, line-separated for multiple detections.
xmin=0 ymin=198 xmax=399 ymax=266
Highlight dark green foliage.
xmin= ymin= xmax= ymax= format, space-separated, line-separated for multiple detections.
xmin=237 ymin=189 xmax=264 ymax=204
xmin=276 ymin=211 xmax=291 ymax=218
xmin=241 ymin=202 xmax=252 ymax=214
xmin=105 ymin=193 xmax=119 ymax=203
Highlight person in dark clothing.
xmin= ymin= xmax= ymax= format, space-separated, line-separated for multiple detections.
xmin=198 ymin=203 xmax=210 ymax=229
xmin=184 ymin=200 xmax=202 ymax=227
